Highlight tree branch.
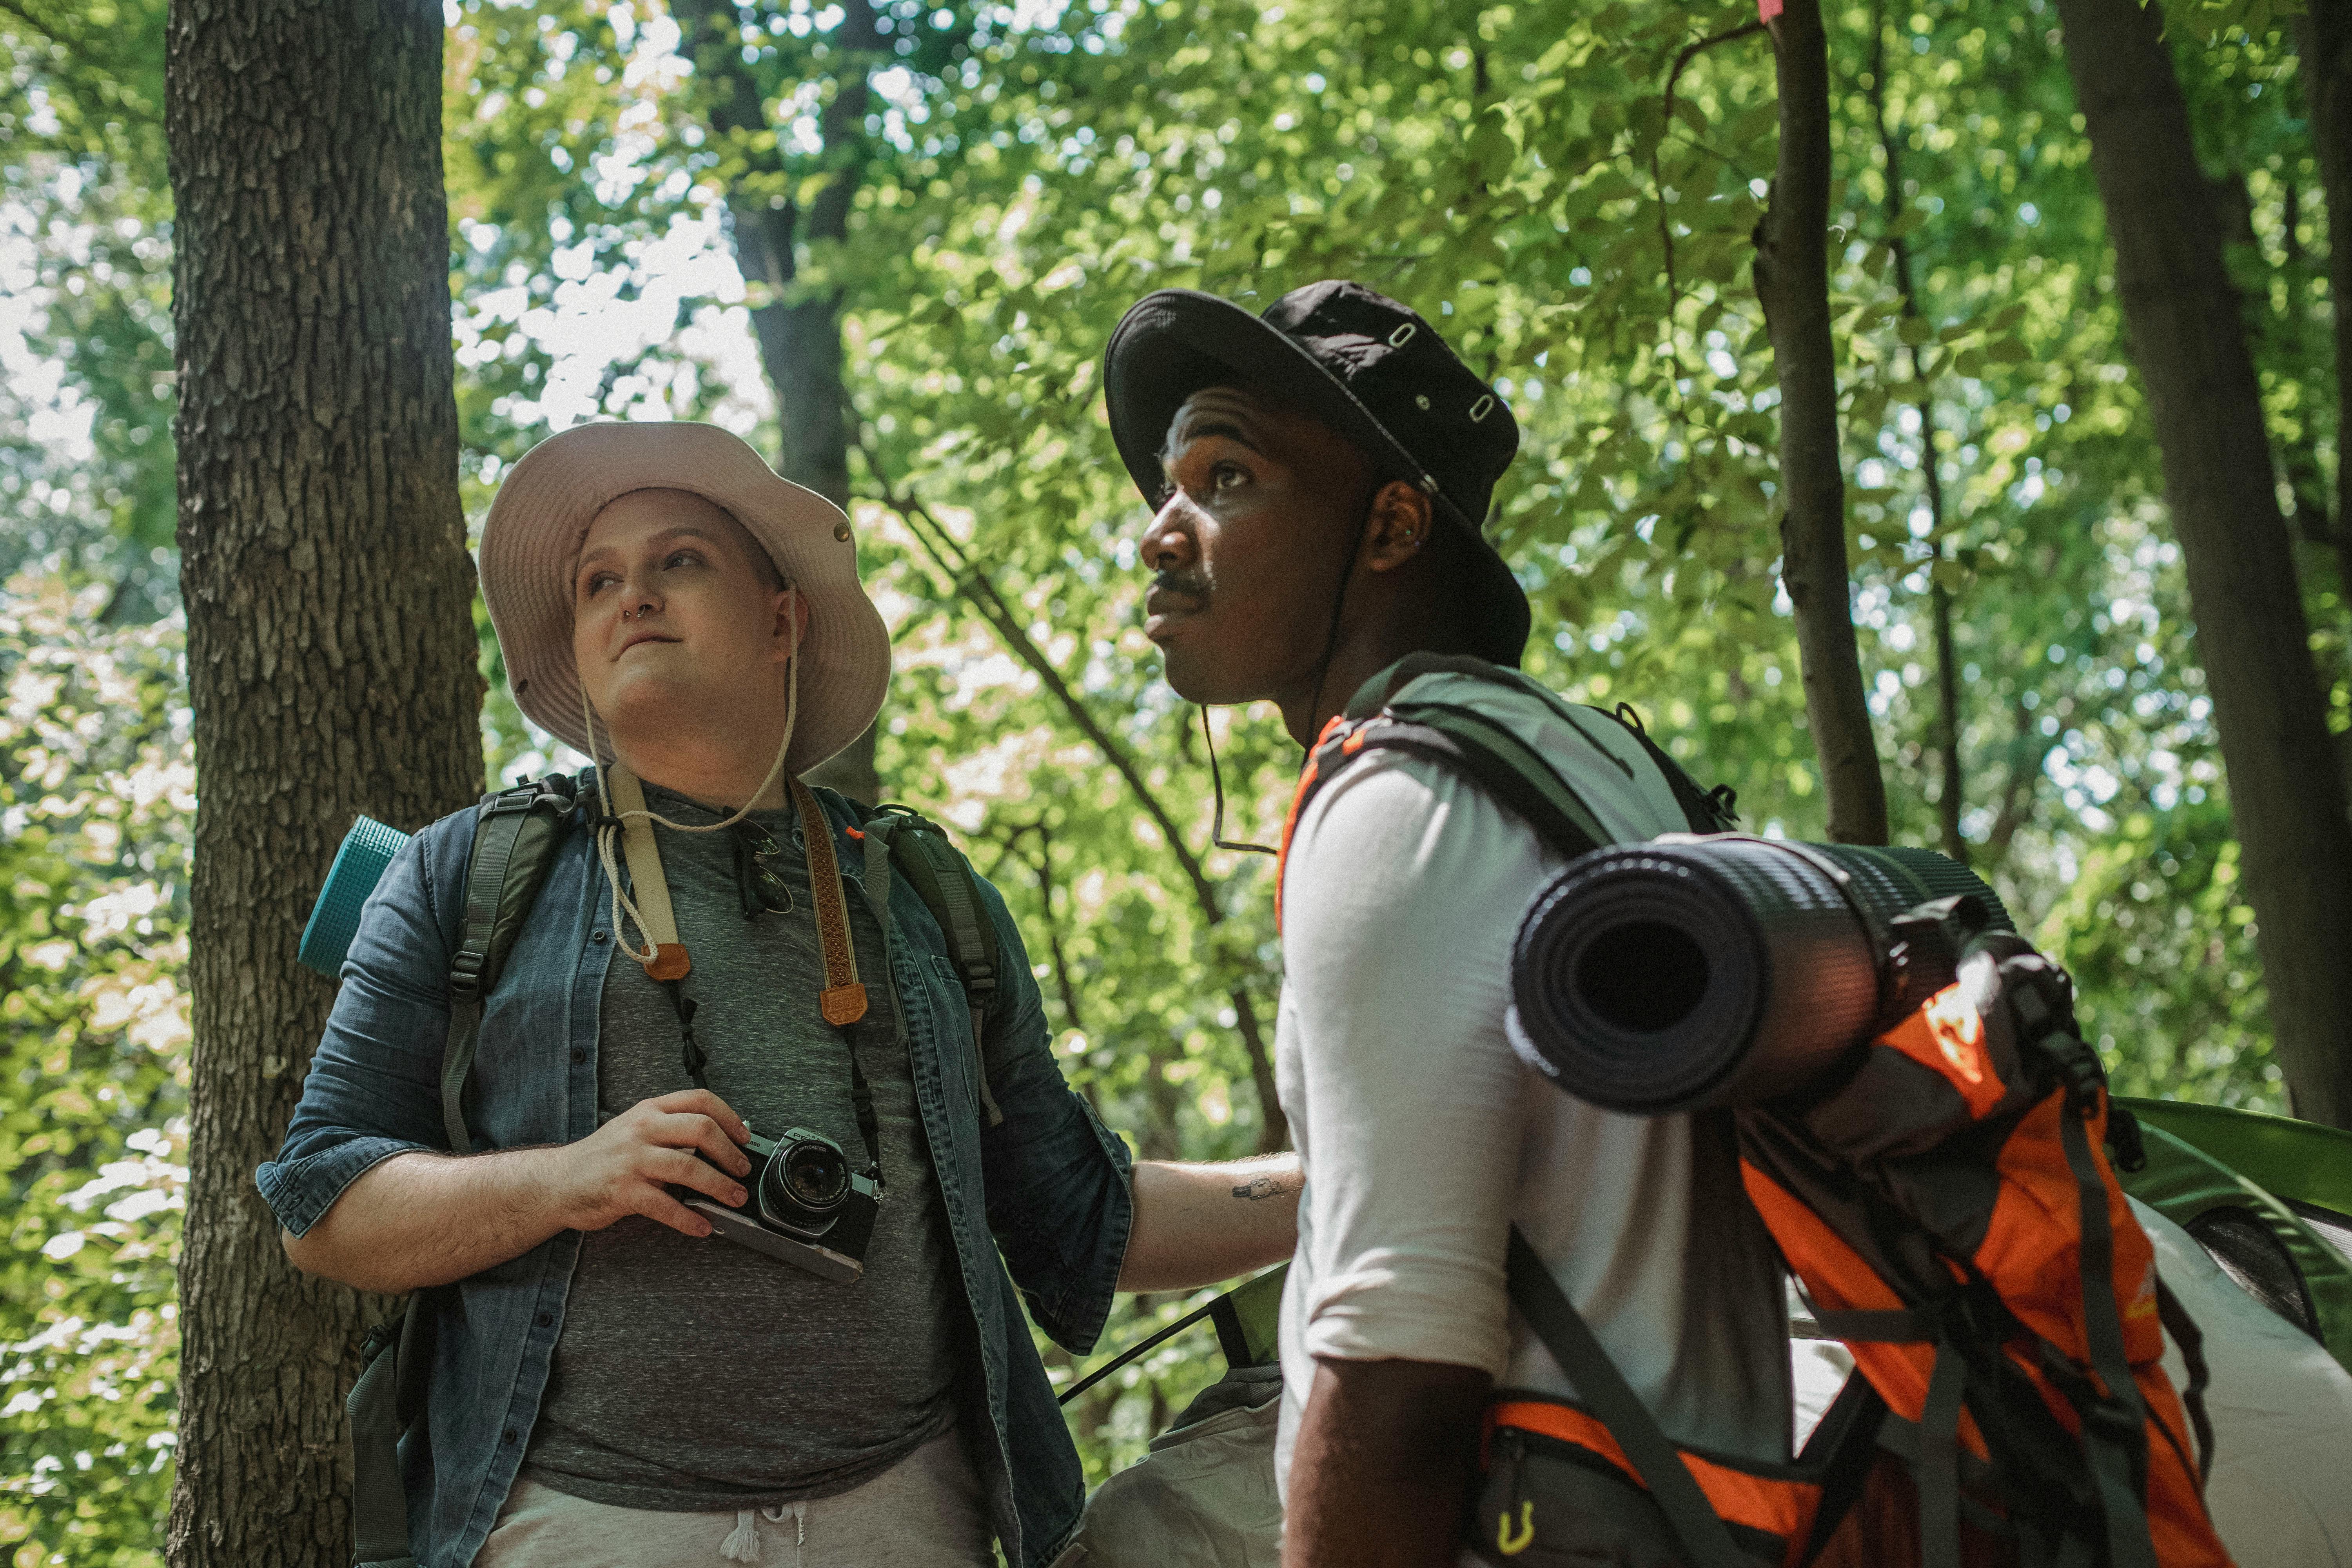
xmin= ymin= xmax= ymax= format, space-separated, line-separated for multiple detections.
xmin=853 ymin=430 xmax=1287 ymax=1149
xmin=1651 ymin=19 xmax=1768 ymax=401
xmin=1983 ymin=700 xmax=2042 ymax=866
xmin=995 ymin=820 xmax=1089 ymax=1038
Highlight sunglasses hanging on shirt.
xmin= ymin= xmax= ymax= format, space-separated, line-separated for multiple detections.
xmin=731 ymin=820 xmax=795 ymax=918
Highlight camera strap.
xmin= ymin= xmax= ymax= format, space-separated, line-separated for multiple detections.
xmin=789 ymin=779 xmax=869 ymax=1027
xmin=659 ymin=975 xmax=884 ymax=1185
xmin=631 ymin=777 xmax=884 ymax=1185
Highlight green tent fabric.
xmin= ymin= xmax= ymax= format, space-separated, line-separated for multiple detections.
xmin=2120 ymin=1097 xmax=2352 ymax=1217
xmin=1215 ymin=1265 xmax=1283 ymax=1368
xmin=2115 ymin=1097 xmax=2352 ymax=1377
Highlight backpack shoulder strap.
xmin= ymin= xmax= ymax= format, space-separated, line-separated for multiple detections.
xmin=1278 ymin=704 xmax=1608 ymax=930
xmin=348 ymin=1293 xmax=433 ymax=1568
xmin=1279 ymin=667 xmax=1739 ymax=929
xmin=441 ymin=775 xmax=576 ymax=1152
xmin=1592 ymin=702 xmax=1741 ymax=835
xmin=860 ymin=804 xmax=1009 ymax=1128
xmin=1502 ymin=1227 xmax=1751 ymax=1568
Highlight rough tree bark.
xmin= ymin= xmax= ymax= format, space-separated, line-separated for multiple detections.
xmin=2056 ymin=0 xmax=2352 ymax=1127
xmin=163 ymin=0 xmax=483 ymax=1560
xmin=1754 ymin=0 xmax=1891 ymax=844
xmin=674 ymin=0 xmax=883 ymax=803
xmin=2296 ymin=0 xmax=2352 ymax=594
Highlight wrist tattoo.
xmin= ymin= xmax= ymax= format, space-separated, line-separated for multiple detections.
xmin=1232 ymin=1174 xmax=1290 ymax=1201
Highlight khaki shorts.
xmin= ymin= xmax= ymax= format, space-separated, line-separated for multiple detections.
xmin=477 ymin=1430 xmax=993 ymax=1568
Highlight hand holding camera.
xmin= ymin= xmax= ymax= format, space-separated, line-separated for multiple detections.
xmin=548 ymin=1088 xmax=755 ymax=1239
xmin=679 ymin=1124 xmax=882 ymax=1283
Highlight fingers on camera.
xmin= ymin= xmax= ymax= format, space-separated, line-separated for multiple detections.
xmin=652 ymin=1112 xmax=750 ymax=1175
xmin=643 ymin=1190 xmax=715 ymax=1239
xmin=661 ymin=1149 xmax=746 ymax=1207
xmin=657 ymin=1088 xmax=748 ymax=1143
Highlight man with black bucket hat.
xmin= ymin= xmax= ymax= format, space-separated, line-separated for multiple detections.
xmin=1104 ymin=282 xmax=1793 ymax=1566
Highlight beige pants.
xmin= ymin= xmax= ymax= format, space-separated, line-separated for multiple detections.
xmin=477 ymin=1431 xmax=994 ymax=1568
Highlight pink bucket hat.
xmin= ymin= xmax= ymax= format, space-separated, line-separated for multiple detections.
xmin=478 ymin=421 xmax=890 ymax=774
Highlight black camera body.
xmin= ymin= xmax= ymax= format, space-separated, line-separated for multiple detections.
xmin=682 ymin=1126 xmax=880 ymax=1283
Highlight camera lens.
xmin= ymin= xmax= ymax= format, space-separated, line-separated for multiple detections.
xmin=778 ymin=1140 xmax=848 ymax=1212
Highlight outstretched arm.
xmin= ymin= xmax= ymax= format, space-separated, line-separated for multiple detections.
xmin=1118 ymin=1152 xmax=1300 ymax=1292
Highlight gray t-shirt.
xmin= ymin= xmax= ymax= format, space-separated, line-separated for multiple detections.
xmin=525 ymin=786 xmax=961 ymax=1512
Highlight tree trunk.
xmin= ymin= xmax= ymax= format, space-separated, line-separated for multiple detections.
xmin=674 ymin=0 xmax=883 ymax=804
xmin=2056 ymin=0 xmax=2352 ymax=1127
xmin=2297 ymin=0 xmax=2352 ymax=595
xmin=1755 ymin=0 xmax=1890 ymax=845
xmin=1928 ymin=566 xmax=1965 ymax=862
xmin=163 ymin=0 xmax=483 ymax=1559
xmin=1868 ymin=6 xmax=1969 ymax=863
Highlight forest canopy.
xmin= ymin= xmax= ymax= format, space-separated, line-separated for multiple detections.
xmin=5 ymin=0 xmax=2350 ymax=1559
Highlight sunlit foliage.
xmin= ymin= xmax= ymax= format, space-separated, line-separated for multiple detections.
xmin=3 ymin=0 xmax=2347 ymax=1545
xmin=0 ymin=578 xmax=189 ymax=1566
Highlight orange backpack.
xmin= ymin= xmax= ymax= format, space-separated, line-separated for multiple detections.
xmin=1285 ymin=660 xmax=2232 ymax=1568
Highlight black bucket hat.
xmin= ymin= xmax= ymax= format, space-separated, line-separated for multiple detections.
xmin=1104 ymin=280 xmax=1530 ymax=666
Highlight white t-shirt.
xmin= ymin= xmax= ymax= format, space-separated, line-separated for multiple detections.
xmin=1273 ymin=670 xmax=1793 ymax=1502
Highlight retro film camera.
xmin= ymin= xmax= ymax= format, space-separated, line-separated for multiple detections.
xmin=682 ymin=1125 xmax=880 ymax=1284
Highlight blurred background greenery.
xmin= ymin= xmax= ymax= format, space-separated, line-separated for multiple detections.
xmin=5 ymin=0 xmax=2347 ymax=1557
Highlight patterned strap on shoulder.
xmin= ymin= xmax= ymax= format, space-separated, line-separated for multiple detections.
xmin=790 ymin=777 xmax=869 ymax=1026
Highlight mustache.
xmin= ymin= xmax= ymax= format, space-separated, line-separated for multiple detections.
xmin=1150 ymin=567 xmax=1210 ymax=599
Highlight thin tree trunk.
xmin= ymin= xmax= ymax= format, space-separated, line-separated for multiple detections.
xmin=1755 ymin=0 xmax=1890 ymax=844
xmin=673 ymin=0 xmax=883 ymax=803
xmin=1927 ymin=569 xmax=1965 ymax=860
xmin=164 ymin=2 xmax=481 ymax=1561
xmin=1868 ymin=6 xmax=1968 ymax=862
xmin=2297 ymin=0 xmax=2352 ymax=596
xmin=2056 ymin=0 xmax=2352 ymax=1127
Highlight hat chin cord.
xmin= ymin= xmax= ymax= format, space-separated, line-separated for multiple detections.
xmin=1200 ymin=497 xmax=1377 ymax=859
xmin=579 ymin=650 xmax=799 ymax=968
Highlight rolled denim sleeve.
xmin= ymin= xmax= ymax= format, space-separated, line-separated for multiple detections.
xmin=973 ymin=869 xmax=1133 ymax=1356
xmin=257 ymin=813 xmax=470 ymax=1237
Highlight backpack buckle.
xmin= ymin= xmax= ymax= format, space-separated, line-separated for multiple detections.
xmin=448 ymin=948 xmax=487 ymax=1001
xmin=486 ymin=785 xmax=542 ymax=815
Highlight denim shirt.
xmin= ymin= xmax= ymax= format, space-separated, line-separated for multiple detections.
xmin=257 ymin=786 xmax=1133 ymax=1568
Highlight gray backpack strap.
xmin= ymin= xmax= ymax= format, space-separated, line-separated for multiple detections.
xmin=348 ymin=1294 xmax=434 ymax=1567
xmin=343 ymin=780 xmax=574 ymax=1561
xmin=1593 ymin=702 xmax=1742 ymax=834
xmin=439 ymin=780 xmax=575 ymax=1152
xmin=1292 ymin=657 xmax=1737 ymax=871
xmin=867 ymin=806 xmax=1007 ymax=1127
xmin=346 ymin=779 xmax=571 ymax=1568
xmin=1503 ymin=1227 xmax=1751 ymax=1568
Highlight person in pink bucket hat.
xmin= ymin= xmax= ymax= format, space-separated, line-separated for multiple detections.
xmin=260 ymin=420 xmax=1301 ymax=1568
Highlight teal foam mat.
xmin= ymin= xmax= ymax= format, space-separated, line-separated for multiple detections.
xmin=298 ymin=817 xmax=412 ymax=978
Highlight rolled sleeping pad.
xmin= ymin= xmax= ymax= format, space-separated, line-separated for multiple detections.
xmin=1506 ymin=835 xmax=2013 ymax=1115
xmin=298 ymin=817 xmax=413 ymax=978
